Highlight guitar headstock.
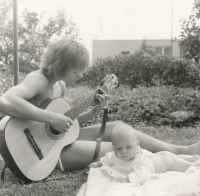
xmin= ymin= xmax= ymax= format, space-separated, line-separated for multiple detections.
xmin=102 ymin=74 xmax=118 ymax=92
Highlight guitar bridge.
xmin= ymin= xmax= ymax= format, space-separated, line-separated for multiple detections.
xmin=24 ymin=128 xmax=44 ymax=160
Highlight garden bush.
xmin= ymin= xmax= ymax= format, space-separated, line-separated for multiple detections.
xmin=64 ymin=85 xmax=200 ymax=128
xmin=107 ymin=85 xmax=200 ymax=127
xmin=77 ymin=51 xmax=200 ymax=89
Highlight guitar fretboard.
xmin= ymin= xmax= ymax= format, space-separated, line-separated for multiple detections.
xmin=64 ymin=85 xmax=108 ymax=120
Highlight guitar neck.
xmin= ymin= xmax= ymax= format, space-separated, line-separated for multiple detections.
xmin=64 ymin=85 xmax=108 ymax=120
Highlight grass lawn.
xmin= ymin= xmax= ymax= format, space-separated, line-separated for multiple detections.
xmin=0 ymin=84 xmax=199 ymax=195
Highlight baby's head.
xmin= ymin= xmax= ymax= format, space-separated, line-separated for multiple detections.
xmin=111 ymin=123 xmax=139 ymax=162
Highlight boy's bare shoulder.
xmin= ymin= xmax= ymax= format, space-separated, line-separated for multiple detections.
xmin=16 ymin=70 xmax=53 ymax=96
xmin=25 ymin=70 xmax=47 ymax=80
xmin=23 ymin=71 xmax=50 ymax=86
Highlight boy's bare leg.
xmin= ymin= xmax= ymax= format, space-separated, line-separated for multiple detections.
xmin=79 ymin=121 xmax=200 ymax=156
xmin=185 ymin=141 xmax=200 ymax=156
xmin=78 ymin=121 xmax=122 ymax=141
xmin=60 ymin=141 xmax=113 ymax=170
xmin=136 ymin=131 xmax=200 ymax=156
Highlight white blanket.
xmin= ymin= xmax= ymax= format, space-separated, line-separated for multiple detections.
xmin=77 ymin=166 xmax=200 ymax=196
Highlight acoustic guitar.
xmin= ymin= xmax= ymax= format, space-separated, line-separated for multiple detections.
xmin=0 ymin=74 xmax=118 ymax=182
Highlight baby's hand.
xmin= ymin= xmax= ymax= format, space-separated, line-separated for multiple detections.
xmin=117 ymin=177 xmax=129 ymax=183
xmin=89 ymin=162 xmax=100 ymax=168
xmin=193 ymin=160 xmax=200 ymax=167
xmin=150 ymin=174 xmax=158 ymax=180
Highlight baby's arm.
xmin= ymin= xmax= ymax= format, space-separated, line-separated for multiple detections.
xmin=150 ymin=173 xmax=166 ymax=180
xmin=89 ymin=161 xmax=102 ymax=168
xmin=129 ymin=157 xmax=154 ymax=184
xmin=90 ymin=152 xmax=115 ymax=168
xmin=128 ymin=167 xmax=151 ymax=184
xmin=100 ymin=152 xmax=115 ymax=167
xmin=118 ymin=177 xmax=129 ymax=183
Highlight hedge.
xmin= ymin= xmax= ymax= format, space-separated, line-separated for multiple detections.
xmin=77 ymin=50 xmax=200 ymax=88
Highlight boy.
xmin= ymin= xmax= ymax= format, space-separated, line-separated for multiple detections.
xmin=90 ymin=123 xmax=200 ymax=184
xmin=0 ymin=37 xmax=108 ymax=134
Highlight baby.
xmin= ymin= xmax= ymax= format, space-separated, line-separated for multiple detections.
xmin=90 ymin=123 xmax=200 ymax=184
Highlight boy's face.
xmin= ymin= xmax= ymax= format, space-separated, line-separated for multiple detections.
xmin=112 ymin=132 xmax=139 ymax=162
xmin=61 ymin=67 xmax=85 ymax=85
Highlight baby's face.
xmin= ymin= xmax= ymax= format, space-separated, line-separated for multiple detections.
xmin=112 ymin=135 xmax=139 ymax=162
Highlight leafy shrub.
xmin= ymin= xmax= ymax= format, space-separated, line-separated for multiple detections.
xmin=65 ymin=85 xmax=200 ymax=128
xmin=77 ymin=51 xmax=200 ymax=89
xmin=106 ymin=85 xmax=200 ymax=127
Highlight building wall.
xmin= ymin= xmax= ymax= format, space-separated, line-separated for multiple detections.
xmin=92 ymin=40 xmax=181 ymax=60
xmin=172 ymin=41 xmax=180 ymax=57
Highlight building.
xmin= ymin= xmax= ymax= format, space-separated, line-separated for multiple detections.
xmin=92 ymin=39 xmax=184 ymax=61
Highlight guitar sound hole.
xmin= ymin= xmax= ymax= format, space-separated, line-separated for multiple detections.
xmin=49 ymin=126 xmax=60 ymax=136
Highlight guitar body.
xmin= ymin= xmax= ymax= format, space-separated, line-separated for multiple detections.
xmin=0 ymin=98 xmax=79 ymax=182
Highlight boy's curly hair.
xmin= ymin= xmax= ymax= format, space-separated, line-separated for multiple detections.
xmin=40 ymin=37 xmax=89 ymax=77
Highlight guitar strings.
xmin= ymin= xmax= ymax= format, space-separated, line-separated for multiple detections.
xmin=65 ymin=93 xmax=96 ymax=120
xmin=64 ymin=84 xmax=108 ymax=120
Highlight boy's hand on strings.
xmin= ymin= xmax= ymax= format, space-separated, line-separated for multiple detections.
xmin=96 ymin=94 xmax=109 ymax=110
xmin=50 ymin=113 xmax=73 ymax=133
xmin=93 ymin=93 xmax=109 ymax=115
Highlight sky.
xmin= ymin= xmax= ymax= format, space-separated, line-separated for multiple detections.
xmin=14 ymin=0 xmax=195 ymax=55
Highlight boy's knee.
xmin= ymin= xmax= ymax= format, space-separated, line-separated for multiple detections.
xmin=113 ymin=121 xmax=123 ymax=125
xmin=109 ymin=121 xmax=123 ymax=128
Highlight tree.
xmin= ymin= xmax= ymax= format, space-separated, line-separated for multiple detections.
xmin=0 ymin=1 xmax=81 ymax=72
xmin=42 ymin=9 xmax=80 ymax=46
xmin=0 ymin=0 xmax=13 ymax=66
xmin=179 ymin=0 xmax=200 ymax=63
xmin=18 ymin=10 xmax=44 ymax=71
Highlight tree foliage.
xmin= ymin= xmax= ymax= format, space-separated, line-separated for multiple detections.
xmin=0 ymin=0 xmax=80 ymax=72
xmin=0 ymin=0 xmax=13 ymax=66
xmin=179 ymin=0 xmax=200 ymax=62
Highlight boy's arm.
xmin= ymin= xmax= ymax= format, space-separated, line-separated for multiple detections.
xmin=77 ymin=94 xmax=108 ymax=125
xmin=0 ymin=74 xmax=52 ymax=122
xmin=77 ymin=106 xmax=102 ymax=125
xmin=0 ymin=73 xmax=72 ymax=133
